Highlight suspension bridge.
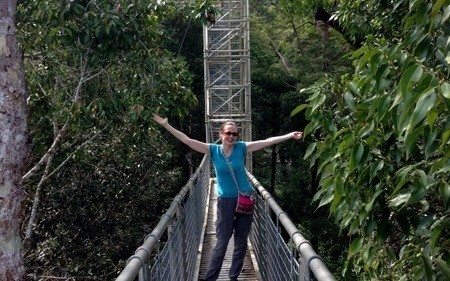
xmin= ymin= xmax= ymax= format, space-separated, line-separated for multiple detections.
xmin=116 ymin=1 xmax=335 ymax=280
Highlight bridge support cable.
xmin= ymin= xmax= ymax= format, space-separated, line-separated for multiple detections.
xmin=204 ymin=0 xmax=252 ymax=170
xmin=246 ymin=171 xmax=336 ymax=281
xmin=116 ymin=156 xmax=211 ymax=281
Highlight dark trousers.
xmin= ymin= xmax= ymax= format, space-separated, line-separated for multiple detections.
xmin=204 ymin=197 xmax=253 ymax=280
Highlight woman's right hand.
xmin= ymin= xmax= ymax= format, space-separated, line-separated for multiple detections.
xmin=152 ymin=113 xmax=209 ymax=154
xmin=153 ymin=114 xmax=168 ymax=126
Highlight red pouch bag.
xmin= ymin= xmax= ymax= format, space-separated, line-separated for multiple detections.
xmin=235 ymin=193 xmax=255 ymax=215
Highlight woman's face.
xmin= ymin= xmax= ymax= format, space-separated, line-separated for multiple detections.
xmin=220 ymin=124 xmax=238 ymax=145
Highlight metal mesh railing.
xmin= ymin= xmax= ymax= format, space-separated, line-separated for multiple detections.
xmin=246 ymin=172 xmax=336 ymax=281
xmin=250 ymin=193 xmax=300 ymax=281
xmin=150 ymin=158 xmax=210 ymax=281
xmin=116 ymin=155 xmax=210 ymax=281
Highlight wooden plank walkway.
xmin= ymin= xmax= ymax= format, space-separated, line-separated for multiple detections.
xmin=196 ymin=180 xmax=259 ymax=281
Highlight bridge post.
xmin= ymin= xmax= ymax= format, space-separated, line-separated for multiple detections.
xmin=138 ymin=265 xmax=149 ymax=281
xmin=298 ymin=254 xmax=309 ymax=281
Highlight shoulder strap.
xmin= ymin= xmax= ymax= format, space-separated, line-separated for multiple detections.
xmin=221 ymin=147 xmax=240 ymax=193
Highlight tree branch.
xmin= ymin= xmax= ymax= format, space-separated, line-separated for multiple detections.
xmin=23 ymin=125 xmax=107 ymax=241
xmin=24 ymin=152 xmax=54 ymax=241
xmin=22 ymin=122 xmax=68 ymax=182
xmin=269 ymin=41 xmax=293 ymax=73
xmin=46 ymin=126 xmax=106 ymax=179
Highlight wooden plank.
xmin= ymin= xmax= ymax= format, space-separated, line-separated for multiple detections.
xmin=198 ymin=181 xmax=258 ymax=281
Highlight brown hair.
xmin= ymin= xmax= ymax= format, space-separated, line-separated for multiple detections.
xmin=220 ymin=121 xmax=237 ymax=132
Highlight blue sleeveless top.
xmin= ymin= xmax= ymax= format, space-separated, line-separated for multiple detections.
xmin=209 ymin=141 xmax=252 ymax=198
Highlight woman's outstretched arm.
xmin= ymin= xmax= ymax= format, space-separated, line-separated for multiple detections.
xmin=246 ymin=131 xmax=303 ymax=153
xmin=153 ymin=114 xmax=209 ymax=154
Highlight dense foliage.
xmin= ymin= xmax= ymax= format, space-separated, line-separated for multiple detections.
xmin=17 ymin=0 xmax=211 ymax=279
xmin=249 ymin=1 xmax=354 ymax=276
xmin=16 ymin=0 xmax=449 ymax=280
xmin=292 ymin=0 xmax=450 ymax=280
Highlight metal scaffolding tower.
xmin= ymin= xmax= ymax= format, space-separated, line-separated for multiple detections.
xmin=203 ymin=0 xmax=252 ymax=168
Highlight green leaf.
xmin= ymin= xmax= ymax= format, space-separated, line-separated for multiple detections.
xmin=374 ymin=64 xmax=390 ymax=90
xmin=416 ymin=74 xmax=438 ymax=98
xmin=356 ymin=49 xmax=376 ymax=72
xmin=392 ymin=64 xmax=423 ymax=109
xmin=430 ymin=227 xmax=442 ymax=248
xmin=416 ymin=214 xmax=434 ymax=236
xmin=393 ymin=166 xmax=414 ymax=194
xmin=386 ymin=246 xmax=397 ymax=260
xmin=376 ymin=93 xmax=390 ymax=122
xmin=300 ymin=85 xmax=317 ymax=94
xmin=426 ymin=108 xmax=439 ymax=127
xmin=306 ymin=90 xmax=321 ymax=101
xmin=370 ymin=53 xmax=381 ymax=74
xmin=349 ymin=216 xmax=361 ymax=234
xmin=318 ymin=191 xmax=334 ymax=208
xmin=416 ymin=169 xmax=428 ymax=187
xmin=405 ymin=126 xmax=422 ymax=160
xmin=348 ymin=237 xmax=363 ymax=258
xmin=409 ymin=0 xmax=421 ymax=10
xmin=351 ymin=45 xmax=369 ymax=59
xmin=442 ymin=5 xmax=450 ymax=24
xmin=422 ymin=254 xmax=433 ymax=281
xmin=404 ymin=64 xmax=423 ymax=86
xmin=365 ymin=189 xmax=383 ymax=213
xmin=364 ymin=216 xmax=377 ymax=236
xmin=304 ymin=142 xmax=316 ymax=159
xmin=436 ymin=257 xmax=450 ymax=279
xmin=424 ymin=125 xmax=438 ymax=159
xmin=414 ymin=34 xmax=431 ymax=59
xmin=355 ymin=142 xmax=364 ymax=162
xmin=440 ymin=184 xmax=450 ymax=206
xmin=311 ymin=93 xmax=327 ymax=113
xmin=389 ymin=189 xmax=411 ymax=208
xmin=410 ymin=89 xmax=437 ymax=129
xmin=440 ymin=129 xmax=450 ymax=152
xmin=442 ymin=82 xmax=450 ymax=99
xmin=409 ymin=181 xmax=427 ymax=205
xmin=330 ymin=188 xmax=343 ymax=214
xmin=358 ymin=123 xmax=374 ymax=139
xmin=432 ymin=0 xmax=447 ymax=17
xmin=344 ymin=92 xmax=355 ymax=110
xmin=348 ymin=81 xmax=360 ymax=95
xmin=290 ymin=103 xmax=308 ymax=116
xmin=370 ymin=160 xmax=384 ymax=181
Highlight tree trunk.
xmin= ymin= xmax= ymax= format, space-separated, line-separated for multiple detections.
xmin=315 ymin=20 xmax=330 ymax=71
xmin=0 ymin=0 xmax=30 ymax=280
xmin=315 ymin=7 xmax=363 ymax=48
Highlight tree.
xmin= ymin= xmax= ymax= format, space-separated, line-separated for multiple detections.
xmin=0 ymin=0 xmax=29 ymax=280
xmin=17 ymin=0 xmax=198 ymax=242
xmin=293 ymin=0 xmax=450 ymax=279
xmin=15 ymin=0 xmax=216 ymax=278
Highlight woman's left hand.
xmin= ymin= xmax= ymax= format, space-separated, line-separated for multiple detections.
xmin=292 ymin=131 xmax=303 ymax=140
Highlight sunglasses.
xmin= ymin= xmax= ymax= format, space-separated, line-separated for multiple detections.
xmin=223 ymin=131 xmax=239 ymax=137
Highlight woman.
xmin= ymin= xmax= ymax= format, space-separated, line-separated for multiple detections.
xmin=152 ymin=114 xmax=303 ymax=281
